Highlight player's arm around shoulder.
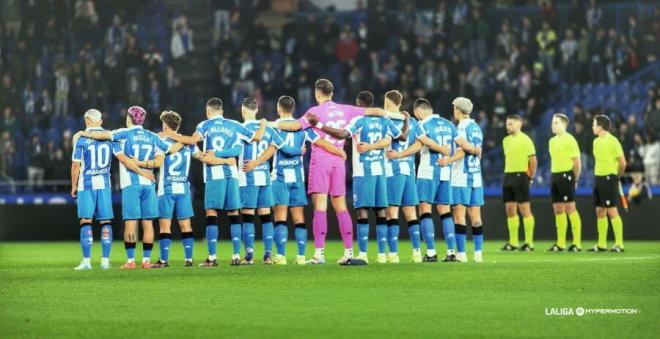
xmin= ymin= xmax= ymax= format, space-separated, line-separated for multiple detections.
xmin=314 ymin=137 xmax=347 ymax=160
xmin=388 ymin=139 xmax=422 ymax=160
xmin=271 ymin=118 xmax=302 ymax=131
xmin=162 ymin=124 xmax=203 ymax=145
xmin=243 ymin=144 xmax=277 ymax=172
xmin=250 ymin=119 xmax=268 ymax=142
xmin=438 ymin=147 xmax=465 ymax=167
xmin=270 ymin=128 xmax=302 ymax=156
xmin=358 ymin=135 xmax=392 ymax=154
xmin=387 ymin=113 xmax=408 ymax=142
xmin=198 ymin=145 xmax=236 ymax=166
xmin=418 ymin=134 xmax=450 ymax=156
xmin=320 ymin=120 xmax=352 ymax=140
xmin=454 ymin=135 xmax=481 ymax=156
xmin=75 ymin=129 xmax=113 ymax=142
xmin=137 ymin=153 xmax=165 ymax=169
xmin=115 ymin=152 xmax=155 ymax=182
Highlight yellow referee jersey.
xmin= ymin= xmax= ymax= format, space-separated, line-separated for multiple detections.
xmin=593 ymin=133 xmax=624 ymax=176
xmin=503 ymin=132 xmax=536 ymax=173
xmin=549 ymin=133 xmax=580 ymax=173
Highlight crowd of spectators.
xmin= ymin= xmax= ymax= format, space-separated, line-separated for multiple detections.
xmin=0 ymin=0 xmax=181 ymax=190
xmin=0 ymin=0 xmax=658 ymax=191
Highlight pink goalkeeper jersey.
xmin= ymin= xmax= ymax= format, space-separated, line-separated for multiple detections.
xmin=299 ymin=100 xmax=365 ymax=167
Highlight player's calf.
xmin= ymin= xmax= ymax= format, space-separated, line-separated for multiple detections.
xmin=75 ymin=220 xmax=93 ymax=270
xmin=259 ymin=213 xmax=275 ymax=264
xmin=274 ymin=220 xmax=288 ymax=263
xmin=386 ymin=219 xmax=400 ymax=263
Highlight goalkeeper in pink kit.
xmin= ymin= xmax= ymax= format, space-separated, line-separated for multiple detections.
xmin=275 ymin=79 xmax=389 ymax=264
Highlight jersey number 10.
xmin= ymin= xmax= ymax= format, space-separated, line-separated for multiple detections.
xmin=88 ymin=144 xmax=110 ymax=169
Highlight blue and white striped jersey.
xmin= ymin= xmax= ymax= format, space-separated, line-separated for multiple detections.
xmin=417 ymin=115 xmax=458 ymax=181
xmin=385 ymin=117 xmax=420 ymax=177
xmin=157 ymin=139 xmax=200 ymax=196
xmin=451 ymin=119 xmax=483 ymax=188
xmin=112 ymin=126 xmax=173 ymax=189
xmin=271 ymin=117 xmax=320 ymax=183
xmin=239 ymin=122 xmax=285 ymax=187
xmin=195 ymin=115 xmax=255 ymax=182
xmin=72 ymin=128 xmax=114 ymax=191
xmin=345 ymin=116 xmax=402 ymax=177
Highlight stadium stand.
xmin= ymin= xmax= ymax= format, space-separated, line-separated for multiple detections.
xmin=0 ymin=0 xmax=658 ymax=193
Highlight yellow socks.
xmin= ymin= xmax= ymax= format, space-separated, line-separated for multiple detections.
xmin=507 ymin=216 xmax=519 ymax=247
xmin=568 ymin=211 xmax=582 ymax=248
xmin=555 ymin=213 xmax=567 ymax=248
xmin=597 ymin=217 xmax=608 ymax=249
xmin=523 ymin=216 xmax=535 ymax=248
xmin=611 ymin=216 xmax=624 ymax=249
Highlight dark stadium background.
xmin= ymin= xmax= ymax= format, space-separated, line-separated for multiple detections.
xmin=0 ymin=0 xmax=658 ymax=241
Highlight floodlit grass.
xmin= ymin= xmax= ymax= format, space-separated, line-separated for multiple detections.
xmin=1 ymin=241 xmax=658 ymax=338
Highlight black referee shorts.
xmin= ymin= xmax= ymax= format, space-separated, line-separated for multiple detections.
xmin=502 ymin=172 xmax=530 ymax=203
xmin=593 ymin=175 xmax=619 ymax=208
xmin=551 ymin=171 xmax=576 ymax=203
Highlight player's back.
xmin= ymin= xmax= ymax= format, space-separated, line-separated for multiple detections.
xmin=73 ymin=128 xmax=113 ymax=191
xmin=418 ymin=115 xmax=456 ymax=181
xmin=239 ymin=122 xmax=280 ymax=186
xmin=272 ymin=118 xmax=316 ymax=183
xmin=347 ymin=115 xmax=400 ymax=177
xmin=196 ymin=116 xmax=246 ymax=181
xmin=113 ymin=126 xmax=170 ymax=188
xmin=307 ymin=100 xmax=364 ymax=166
xmin=452 ymin=119 xmax=483 ymax=187
xmin=158 ymin=139 xmax=196 ymax=196
xmin=386 ymin=117 xmax=419 ymax=177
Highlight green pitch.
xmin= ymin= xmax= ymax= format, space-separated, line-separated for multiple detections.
xmin=1 ymin=241 xmax=659 ymax=338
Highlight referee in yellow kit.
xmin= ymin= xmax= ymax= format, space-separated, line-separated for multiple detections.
xmin=590 ymin=114 xmax=626 ymax=252
xmin=501 ymin=115 xmax=537 ymax=251
xmin=548 ymin=113 xmax=582 ymax=252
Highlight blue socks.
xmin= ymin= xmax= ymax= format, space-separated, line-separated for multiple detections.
xmin=228 ymin=214 xmax=243 ymax=256
xmin=274 ymin=221 xmax=288 ymax=255
xmin=420 ymin=214 xmax=435 ymax=250
xmin=206 ymin=225 xmax=218 ymax=257
xmin=232 ymin=223 xmax=243 ymax=255
xmin=473 ymin=225 xmax=484 ymax=252
xmin=294 ymin=224 xmax=307 ymax=256
xmin=376 ymin=218 xmax=388 ymax=254
xmin=100 ymin=224 xmax=112 ymax=258
xmin=242 ymin=220 xmax=255 ymax=252
xmin=261 ymin=215 xmax=274 ymax=255
xmin=80 ymin=224 xmax=92 ymax=259
xmin=387 ymin=219 xmax=399 ymax=253
xmin=206 ymin=216 xmax=219 ymax=258
xmin=241 ymin=214 xmax=254 ymax=255
xmin=159 ymin=233 xmax=172 ymax=262
xmin=181 ymin=232 xmax=194 ymax=260
xmin=357 ymin=218 xmax=369 ymax=253
xmin=408 ymin=220 xmax=421 ymax=250
xmin=455 ymin=224 xmax=467 ymax=253
xmin=441 ymin=213 xmax=456 ymax=253
xmin=125 ymin=241 xmax=136 ymax=261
